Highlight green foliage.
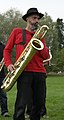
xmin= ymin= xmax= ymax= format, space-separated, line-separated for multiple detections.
xmin=56 ymin=18 xmax=64 ymax=49
xmin=55 ymin=48 xmax=64 ymax=72
xmin=0 ymin=8 xmax=26 ymax=44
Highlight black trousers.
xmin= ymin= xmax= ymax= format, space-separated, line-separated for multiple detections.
xmin=26 ymin=94 xmax=46 ymax=116
xmin=13 ymin=71 xmax=46 ymax=120
xmin=0 ymin=77 xmax=8 ymax=115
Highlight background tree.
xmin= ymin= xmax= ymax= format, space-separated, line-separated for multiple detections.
xmin=56 ymin=18 xmax=64 ymax=49
xmin=0 ymin=8 xmax=26 ymax=44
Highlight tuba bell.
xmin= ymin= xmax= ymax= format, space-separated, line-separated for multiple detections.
xmin=1 ymin=25 xmax=49 ymax=92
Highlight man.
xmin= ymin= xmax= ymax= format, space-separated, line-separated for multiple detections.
xmin=0 ymin=42 xmax=9 ymax=117
xmin=3 ymin=8 xmax=50 ymax=120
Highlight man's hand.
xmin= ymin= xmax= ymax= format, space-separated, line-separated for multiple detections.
xmin=7 ymin=64 xmax=15 ymax=72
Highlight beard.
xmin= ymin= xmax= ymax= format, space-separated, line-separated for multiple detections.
xmin=29 ymin=20 xmax=39 ymax=31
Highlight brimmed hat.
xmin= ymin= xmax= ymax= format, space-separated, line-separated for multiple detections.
xmin=22 ymin=8 xmax=44 ymax=21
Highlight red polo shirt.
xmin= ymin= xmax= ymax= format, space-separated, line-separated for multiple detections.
xmin=4 ymin=28 xmax=49 ymax=73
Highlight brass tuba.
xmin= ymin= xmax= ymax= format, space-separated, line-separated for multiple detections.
xmin=1 ymin=25 xmax=49 ymax=92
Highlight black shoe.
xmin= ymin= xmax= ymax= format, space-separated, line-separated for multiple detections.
xmin=42 ymin=114 xmax=49 ymax=119
xmin=25 ymin=114 xmax=30 ymax=119
xmin=2 ymin=112 xmax=10 ymax=117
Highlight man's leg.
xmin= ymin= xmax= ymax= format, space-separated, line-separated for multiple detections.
xmin=0 ymin=87 xmax=8 ymax=116
xmin=13 ymin=71 xmax=33 ymax=120
xmin=0 ymin=77 xmax=9 ymax=117
xmin=30 ymin=72 xmax=46 ymax=120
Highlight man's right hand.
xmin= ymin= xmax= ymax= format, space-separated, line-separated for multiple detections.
xmin=7 ymin=64 xmax=15 ymax=72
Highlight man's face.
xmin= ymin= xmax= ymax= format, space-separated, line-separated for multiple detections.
xmin=27 ymin=14 xmax=40 ymax=31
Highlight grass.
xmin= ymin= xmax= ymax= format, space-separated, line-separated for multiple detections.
xmin=0 ymin=76 xmax=64 ymax=120
xmin=46 ymin=76 xmax=64 ymax=120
